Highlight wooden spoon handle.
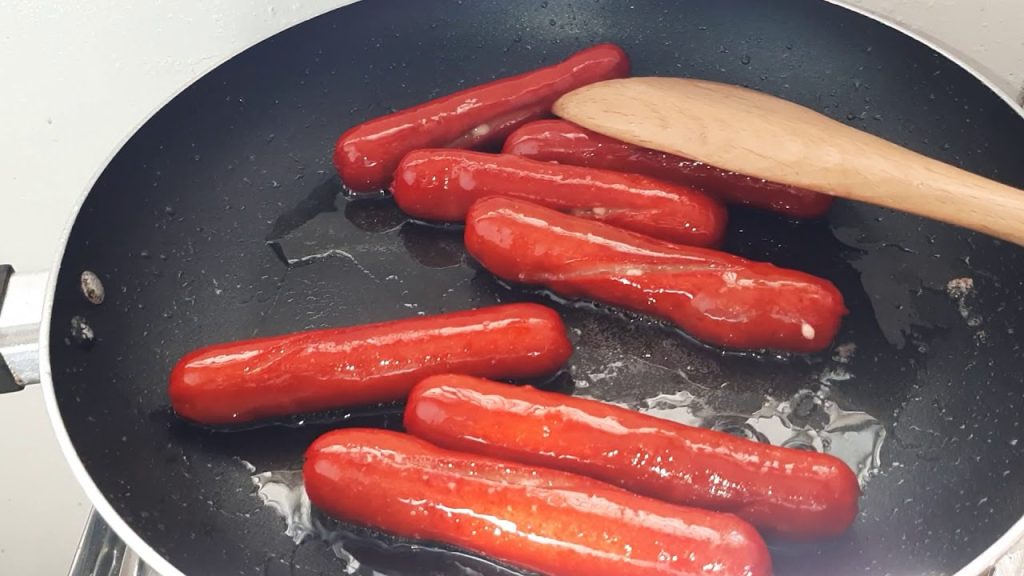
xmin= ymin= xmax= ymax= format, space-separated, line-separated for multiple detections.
xmin=554 ymin=77 xmax=1024 ymax=246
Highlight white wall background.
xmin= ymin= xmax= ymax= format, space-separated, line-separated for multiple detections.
xmin=844 ymin=0 xmax=1024 ymax=103
xmin=0 ymin=1 xmax=1022 ymax=574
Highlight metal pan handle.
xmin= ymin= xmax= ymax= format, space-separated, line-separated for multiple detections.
xmin=69 ymin=511 xmax=160 ymax=576
xmin=0 ymin=265 xmax=47 ymax=393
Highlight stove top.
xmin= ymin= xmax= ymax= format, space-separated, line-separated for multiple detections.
xmin=69 ymin=512 xmax=157 ymax=576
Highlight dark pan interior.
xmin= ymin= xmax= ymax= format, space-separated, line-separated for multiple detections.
xmin=48 ymin=0 xmax=1024 ymax=574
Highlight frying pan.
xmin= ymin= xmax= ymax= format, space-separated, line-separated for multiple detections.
xmin=2 ymin=0 xmax=1023 ymax=574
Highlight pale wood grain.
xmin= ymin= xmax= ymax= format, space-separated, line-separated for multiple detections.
xmin=554 ymin=77 xmax=1024 ymax=246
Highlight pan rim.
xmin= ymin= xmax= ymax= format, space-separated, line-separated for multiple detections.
xmin=35 ymin=1 xmax=1024 ymax=575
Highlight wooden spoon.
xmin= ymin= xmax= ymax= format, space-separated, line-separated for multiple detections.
xmin=553 ymin=77 xmax=1024 ymax=246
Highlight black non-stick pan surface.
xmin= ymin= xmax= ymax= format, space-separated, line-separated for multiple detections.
xmin=46 ymin=0 xmax=1024 ymax=574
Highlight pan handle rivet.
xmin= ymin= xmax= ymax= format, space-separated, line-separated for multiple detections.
xmin=80 ymin=271 xmax=105 ymax=305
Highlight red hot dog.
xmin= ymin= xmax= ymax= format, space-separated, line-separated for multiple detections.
xmin=392 ymin=149 xmax=727 ymax=247
xmin=334 ymin=44 xmax=629 ymax=192
xmin=502 ymin=119 xmax=834 ymax=218
xmin=464 ymin=197 xmax=845 ymax=353
xmin=405 ymin=375 xmax=861 ymax=540
xmin=305 ymin=428 xmax=772 ymax=576
xmin=168 ymin=303 xmax=571 ymax=424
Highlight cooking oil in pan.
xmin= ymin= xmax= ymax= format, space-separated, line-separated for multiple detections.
xmin=252 ymin=470 xmax=517 ymax=575
xmin=252 ymin=189 xmax=889 ymax=572
xmin=250 ymin=385 xmax=885 ymax=573
xmin=591 ymin=386 xmax=886 ymax=486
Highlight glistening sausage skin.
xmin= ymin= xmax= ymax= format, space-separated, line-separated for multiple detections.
xmin=406 ymin=374 xmax=860 ymax=540
xmin=464 ymin=197 xmax=845 ymax=353
xmin=334 ymin=44 xmax=629 ymax=192
xmin=502 ymin=119 xmax=834 ymax=218
xmin=304 ymin=428 xmax=772 ymax=576
xmin=392 ymin=148 xmax=727 ymax=247
xmin=169 ymin=303 xmax=572 ymax=424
